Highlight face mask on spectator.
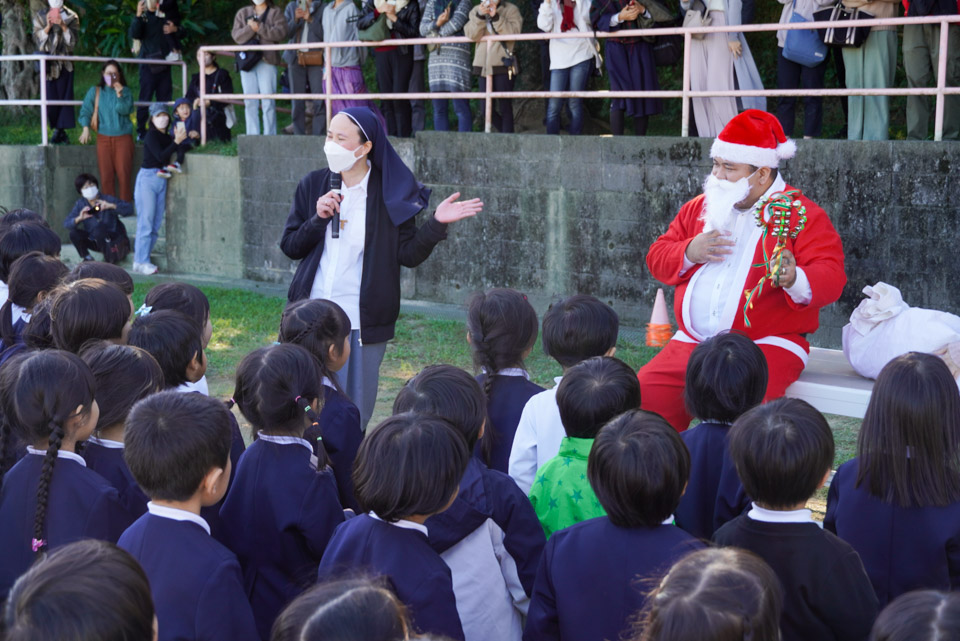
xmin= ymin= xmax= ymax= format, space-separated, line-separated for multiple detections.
xmin=153 ymin=115 xmax=170 ymax=130
xmin=48 ymin=0 xmax=63 ymax=8
xmin=253 ymin=0 xmax=267 ymax=6
xmin=323 ymin=139 xmax=364 ymax=173
xmin=81 ymin=186 xmax=99 ymax=200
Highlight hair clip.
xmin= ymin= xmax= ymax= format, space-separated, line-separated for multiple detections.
xmin=135 ymin=304 xmax=152 ymax=317
xmin=31 ymin=538 xmax=46 ymax=552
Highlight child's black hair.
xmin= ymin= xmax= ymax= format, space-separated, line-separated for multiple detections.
xmin=49 ymin=278 xmax=132 ymax=354
xmin=0 ymin=209 xmax=46 ymax=229
xmin=127 ymin=310 xmax=203 ymax=389
xmin=353 ymin=413 xmax=469 ymax=522
xmin=588 ymin=410 xmax=690 ymax=528
xmin=144 ymin=282 xmax=211 ymax=335
xmin=556 ymin=356 xmax=642 ymax=439
xmin=1 ymin=252 xmax=68 ymax=346
xmin=277 ymin=298 xmax=351 ymax=396
xmin=80 ymin=342 xmax=164 ymax=436
xmin=465 ymin=288 xmax=538 ymax=464
xmin=392 ymin=364 xmax=487 ymax=451
xmin=22 ymin=297 xmax=54 ymax=351
xmin=10 ymin=350 xmax=96 ymax=554
xmin=868 ymin=590 xmax=960 ymax=641
xmin=229 ymin=344 xmax=325 ymax=444
xmin=857 ymin=352 xmax=960 ymax=508
xmin=74 ymin=173 xmax=99 ymax=194
xmin=728 ymin=398 xmax=834 ymax=510
xmin=638 ymin=547 xmax=783 ymax=641
xmin=62 ymin=262 xmax=134 ymax=297
xmin=541 ymin=294 xmax=619 ymax=368
xmin=0 ymin=354 xmax=25 ymax=482
xmin=683 ymin=332 xmax=768 ymax=424
xmin=123 ymin=390 xmax=232 ymax=502
xmin=271 ymin=578 xmax=409 ymax=641
xmin=2 ymin=539 xmax=155 ymax=641
xmin=0 ymin=222 xmax=61 ymax=283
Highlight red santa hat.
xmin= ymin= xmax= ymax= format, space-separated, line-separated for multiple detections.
xmin=710 ymin=110 xmax=797 ymax=168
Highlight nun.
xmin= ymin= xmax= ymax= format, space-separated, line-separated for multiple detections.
xmin=280 ymin=106 xmax=482 ymax=429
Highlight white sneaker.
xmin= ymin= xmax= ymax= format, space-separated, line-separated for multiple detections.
xmin=132 ymin=262 xmax=158 ymax=275
xmin=165 ymin=51 xmax=182 ymax=62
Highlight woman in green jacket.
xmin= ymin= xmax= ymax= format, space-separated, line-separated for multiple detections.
xmin=78 ymin=61 xmax=135 ymax=202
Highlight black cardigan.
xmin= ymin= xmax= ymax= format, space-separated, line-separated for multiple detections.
xmin=280 ymin=167 xmax=447 ymax=345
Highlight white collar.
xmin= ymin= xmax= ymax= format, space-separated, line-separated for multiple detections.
xmin=86 ymin=435 xmax=124 ymax=449
xmin=11 ymin=303 xmax=30 ymax=325
xmin=552 ymin=376 xmax=563 ymax=388
xmin=322 ymin=376 xmax=337 ymax=390
xmin=495 ymin=368 xmax=530 ymax=379
xmin=176 ymin=377 xmax=209 ymax=396
xmin=662 ymin=514 xmax=675 ymax=525
xmin=343 ymin=161 xmax=372 ymax=194
xmin=147 ymin=502 xmax=211 ymax=535
xmin=369 ymin=511 xmax=429 ymax=536
xmin=26 ymin=446 xmax=86 ymax=466
xmin=747 ymin=502 xmax=815 ymax=524
xmin=257 ymin=433 xmax=319 ymax=469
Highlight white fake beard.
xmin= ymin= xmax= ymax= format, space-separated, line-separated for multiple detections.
xmin=701 ymin=173 xmax=752 ymax=233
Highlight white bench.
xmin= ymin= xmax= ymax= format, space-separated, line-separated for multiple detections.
xmin=784 ymin=347 xmax=874 ymax=419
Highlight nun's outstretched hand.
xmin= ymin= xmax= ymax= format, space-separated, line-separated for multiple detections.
xmin=434 ymin=192 xmax=483 ymax=224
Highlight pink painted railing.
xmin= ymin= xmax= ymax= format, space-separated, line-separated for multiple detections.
xmin=200 ymin=14 xmax=960 ymax=143
xmin=0 ymin=54 xmax=188 ymax=146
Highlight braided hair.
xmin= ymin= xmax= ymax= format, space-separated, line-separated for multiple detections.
xmin=465 ymin=289 xmax=538 ymax=464
xmin=11 ymin=350 xmax=96 ymax=554
xmin=277 ymin=299 xmax=351 ymax=396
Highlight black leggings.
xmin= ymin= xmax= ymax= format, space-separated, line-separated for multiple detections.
xmin=610 ymin=109 xmax=648 ymax=136
xmin=482 ymin=73 xmax=515 ymax=133
xmin=375 ymin=48 xmax=414 ymax=137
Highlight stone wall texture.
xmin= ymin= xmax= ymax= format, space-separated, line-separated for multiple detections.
xmin=2 ymin=134 xmax=959 ymax=349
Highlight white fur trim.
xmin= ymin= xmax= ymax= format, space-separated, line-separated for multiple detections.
xmin=710 ymin=139 xmax=780 ymax=168
xmin=777 ymin=139 xmax=797 ymax=160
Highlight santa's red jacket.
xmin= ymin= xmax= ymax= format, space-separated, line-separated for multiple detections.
xmin=646 ymin=186 xmax=846 ymax=361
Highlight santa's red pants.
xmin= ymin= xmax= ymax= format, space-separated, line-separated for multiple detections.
xmin=637 ymin=339 xmax=807 ymax=431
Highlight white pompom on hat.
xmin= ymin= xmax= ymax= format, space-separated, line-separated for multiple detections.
xmin=710 ymin=110 xmax=797 ymax=168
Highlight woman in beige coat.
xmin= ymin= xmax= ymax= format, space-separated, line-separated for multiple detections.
xmin=464 ymin=0 xmax=522 ymax=132
xmin=232 ymin=0 xmax=289 ymax=135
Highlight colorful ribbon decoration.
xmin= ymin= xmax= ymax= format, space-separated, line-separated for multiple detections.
xmin=741 ymin=190 xmax=808 ymax=328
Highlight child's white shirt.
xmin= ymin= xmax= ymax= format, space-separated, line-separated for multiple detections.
xmin=508 ymin=376 xmax=564 ymax=495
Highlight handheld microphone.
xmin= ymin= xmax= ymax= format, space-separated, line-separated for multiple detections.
xmin=330 ymin=173 xmax=342 ymax=238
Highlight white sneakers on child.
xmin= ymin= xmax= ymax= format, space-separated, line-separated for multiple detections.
xmin=132 ymin=262 xmax=158 ymax=275
xmin=166 ymin=162 xmax=182 ymax=174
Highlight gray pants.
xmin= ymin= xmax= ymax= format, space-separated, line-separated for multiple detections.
xmin=335 ymin=330 xmax=387 ymax=431
xmin=903 ymin=23 xmax=960 ymax=140
xmin=290 ymin=61 xmax=327 ymax=136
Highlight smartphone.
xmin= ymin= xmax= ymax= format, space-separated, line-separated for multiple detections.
xmin=48 ymin=7 xmax=61 ymax=22
xmin=299 ymin=0 xmax=309 ymax=11
xmin=176 ymin=121 xmax=186 ymax=135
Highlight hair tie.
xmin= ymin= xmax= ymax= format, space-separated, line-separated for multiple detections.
xmin=31 ymin=538 xmax=46 ymax=553
xmin=135 ymin=304 xmax=152 ymax=317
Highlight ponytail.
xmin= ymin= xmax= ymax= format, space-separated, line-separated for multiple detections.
xmin=0 ymin=419 xmax=11 ymax=487
xmin=32 ymin=420 xmax=64 ymax=554
xmin=296 ymin=395 xmax=331 ymax=468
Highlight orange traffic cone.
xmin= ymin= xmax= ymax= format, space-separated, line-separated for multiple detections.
xmin=646 ymin=288 xmax=673 ymax=348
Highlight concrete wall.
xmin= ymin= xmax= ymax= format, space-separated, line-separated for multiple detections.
xmin=2 ymin=135 xmax=958 ymax=349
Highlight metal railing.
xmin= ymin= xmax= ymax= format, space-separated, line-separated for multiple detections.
xmin=199 ymin=14 xmax=960 ymax=144
xmin=0 ymin=54 xmax=188 ymax=146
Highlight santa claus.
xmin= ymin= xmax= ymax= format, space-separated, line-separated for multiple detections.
xmin=638 ymin=110 xmax=846 ymax=430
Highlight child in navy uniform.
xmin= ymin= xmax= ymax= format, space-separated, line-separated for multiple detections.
xmin=49 ymin=278 xmax=134 ymax=353
xmin=143 ymin=281 xmax=214 ymax=395
xmin=80 ymin=342 xmax=165 ymax=523
xmin=509 ymin=295 xmax=619 ymax=493
xmin=825 ymin=353 xmax=960 ymax=606
xmin=714 ymin=398 xmax=879 ymax=641
xmin=2 ymin=539 xmax=156 ymax=641
xmin=525 ymin=410 xmax=704 ymax=641
xmin=278 ymin=298 xmax=362 ymax=511
xmin=675 ymin=332 xmax=765 ymax=539
xmin=394 ymin=365 xmax=546 ymax=641
xmin=128 ymin=309 xmax=245 ymax=541
xmin=529 ymin=356 xmax=642 ymax=538
xmin=318 ymin=413 xmax=468 ymax=641
xmin=868 ymin=590 xmax=960 ymax=641
xmin=0 ymin=221 xmax=61 ymax=308
xmin=0 ymin=252 xmax=68 ymax=364
xmin=466 ymin=288 xmax=544 ymax=473
xmin=637 ymin=547 xmax=784 ymax=641
xmin=119 ymin=390 xmax=259 ymax=641
xmin=220 ymin=344 xmax=345 ymax=639
xmin=0 ymin=351 xmax=127 ymax=600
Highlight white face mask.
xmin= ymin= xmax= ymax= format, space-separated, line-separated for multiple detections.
xmin=153 ymin=115 xmax=170 ymax=130
xmin=81 ymin=186 xmax=99 ymax=200
xmin=701 ymin=171 xmax=757 ymax=233
xmin=48 ymin=0 xmax=63 ymax=8
xmin=253 ymin=0 xmax=267 ymax=6
xmin=323 ymin=139 xmax=364 ymax=174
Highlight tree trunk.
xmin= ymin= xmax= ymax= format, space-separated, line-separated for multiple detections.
xmin=0 ymin=0 xmax=38 ymax=104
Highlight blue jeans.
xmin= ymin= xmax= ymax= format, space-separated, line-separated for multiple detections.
xmin=133 ymin=167 xmax=166 ymax=265
xmin=546 ymin=58 xmax=592 ymax=135
xmin=433 ymin=98 xmax=472 ymax=132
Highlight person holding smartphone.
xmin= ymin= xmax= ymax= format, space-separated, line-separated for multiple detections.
xmin=64 ymin=173 xmax=133 ymax=264
xmin=129 ymin=0 xmax=176 ymax=141
xmin=420 ymin=0 xmax=474 ymax=132
xmin=32 ymin=0 xmax=80 ymax=144
xmin=232 ymin=0 xmax=289 ymax=135
xmin=78 ymin=61 xmax=135 ymax=202
xmin=284 ymin=0 xmax=326 ymax=136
